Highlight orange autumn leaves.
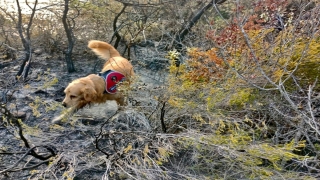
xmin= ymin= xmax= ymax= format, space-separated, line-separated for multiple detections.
xmin=183 ymin=47 xmax=226 ymax=84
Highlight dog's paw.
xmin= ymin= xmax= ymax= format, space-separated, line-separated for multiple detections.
xmin=52 ymin=115 xmax=63 ymax=124
xmin=52 ymin=107 xmax=76 ymax=124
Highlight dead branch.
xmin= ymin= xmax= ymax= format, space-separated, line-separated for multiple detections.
xmin=0 ymin=104 xmax=57 ymax=161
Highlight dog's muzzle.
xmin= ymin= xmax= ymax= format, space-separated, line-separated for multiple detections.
xmin=62 ymin=102 xmax=67 ymax=107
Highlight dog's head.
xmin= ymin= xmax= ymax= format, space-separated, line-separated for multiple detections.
xmin=62 ymin=79 xmax=97 ymax=109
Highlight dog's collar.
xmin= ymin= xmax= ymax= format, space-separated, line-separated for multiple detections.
xmin=98 ymin=70 xmax=125 ymax=94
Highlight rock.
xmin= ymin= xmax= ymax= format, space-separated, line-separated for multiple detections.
xmin=13 ymin=111 xmax=26 ymax=119
xmin=109 ymin=109 xmax=151 ymax=131
xmin=33 ymin=48 xmax=43 ymax=55
xmin=79 ymin=117 xmax=101 ymax=126
xmin=29 ymin=68 xmax=44 ymax=79
xmin=34 ymin=89 xmax=49 ymax=95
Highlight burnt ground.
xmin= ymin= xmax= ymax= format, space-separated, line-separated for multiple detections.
xmin=0 ymin=44 xmax=176 ymax=179
xmin=1 ymin=45 xmax=167 ymax=124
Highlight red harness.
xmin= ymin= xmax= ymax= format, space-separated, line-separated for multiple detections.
xmin=98 ymin=70 xmax=125 ymax=94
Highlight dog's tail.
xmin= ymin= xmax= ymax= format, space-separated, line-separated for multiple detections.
xmin=88 ymin=40 xmax=121 ymax=60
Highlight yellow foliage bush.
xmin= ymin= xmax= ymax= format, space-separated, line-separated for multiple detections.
xmin=229 ymin=88 xmax=255 ymax=108
xmin=231 ymin=27 xmax=320 ymax=91
xmin=275 ymin=33 xmax=320 ymax=90
xmin=165 ymin=15 xmax=319 ymax=179
xmin=167 ymin=47 xmax=258 ymax=111
xmin=177 ymin=127 xmax=308 ymax=179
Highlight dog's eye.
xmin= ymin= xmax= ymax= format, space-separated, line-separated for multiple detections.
xmin=70 ymin=95 xmax=76 ymax=99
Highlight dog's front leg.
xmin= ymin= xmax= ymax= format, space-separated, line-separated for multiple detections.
xmin=52 ymin=106 xmax=77 ymax=124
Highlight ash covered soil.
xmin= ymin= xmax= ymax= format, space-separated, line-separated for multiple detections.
xmin=0 ymin=44 xmax=172 ymax=179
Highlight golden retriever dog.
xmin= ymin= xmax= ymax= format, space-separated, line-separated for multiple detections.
xmin=52 ymin=40 xmax=134 ymax=123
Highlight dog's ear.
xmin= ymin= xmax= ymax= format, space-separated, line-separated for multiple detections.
xmin=82 ymin=86 xmax=97 ymax=102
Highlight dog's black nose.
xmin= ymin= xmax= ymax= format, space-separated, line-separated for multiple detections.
xmin=62 ymin=102 xmax=67 ymax=107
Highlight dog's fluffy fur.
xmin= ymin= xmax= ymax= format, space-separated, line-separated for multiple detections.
xmin=52 ymin=40 xmax=134 ymax=123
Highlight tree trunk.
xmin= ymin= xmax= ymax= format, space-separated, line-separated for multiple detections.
xmin=111 ymin=4 xmax=127 ymax=49
xmin=173 ymin=0 xmax=227 ymax=51
xmin=62 ymin=0 xmax=75 ymax=73
xmin=170 ymin=0 xmax=227 ymax=67
xmin=16 ymin=0 xmax=38 ymax=79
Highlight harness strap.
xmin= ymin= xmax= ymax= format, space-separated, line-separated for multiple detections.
xmin=98 ymin=70 xmax=125 ymax=94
